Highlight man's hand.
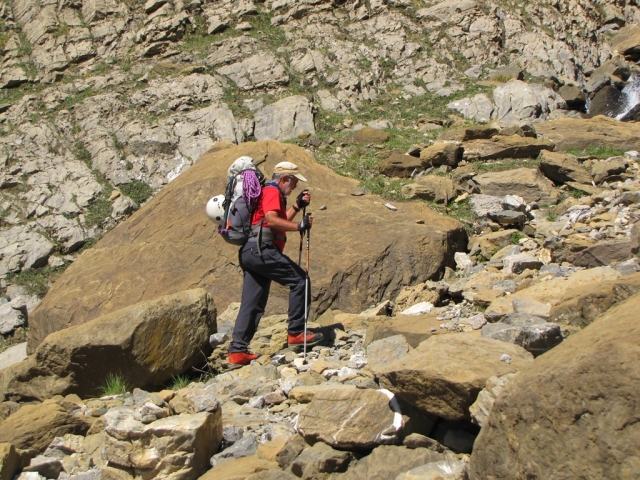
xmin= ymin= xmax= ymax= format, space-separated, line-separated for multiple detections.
xmin=296 ymin=190 xmax=310 ymax=209
xmin=298 ymin=213 xmax=313 ymax=232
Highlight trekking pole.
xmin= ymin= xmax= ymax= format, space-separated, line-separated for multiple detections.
xmin=303 ymin=213 xmax=311 ymax=362
xmin=298 ymin=207 xmax=306 ymax=265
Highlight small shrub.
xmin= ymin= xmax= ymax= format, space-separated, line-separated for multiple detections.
xmin=511 ymin=231 xmax=524 ymax=244
xmin=546 ymin=210 xmax=557 ymax=221
xmin=120 ymin=180 xmax=153 ymax=205
xmin=99 ymin=373 xmax=128 ymax=396
xmin=85 ymin=198 xmax=112 ymax=227
xmin=73 ymin=141 xmax=92 ymax=167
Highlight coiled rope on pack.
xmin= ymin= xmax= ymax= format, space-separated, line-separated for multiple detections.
xmin=242 ymin=169 xmax=262 ymax=212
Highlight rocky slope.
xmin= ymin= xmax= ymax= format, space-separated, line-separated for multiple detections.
xmin=2 ymin=0 xmax=640 ymax=478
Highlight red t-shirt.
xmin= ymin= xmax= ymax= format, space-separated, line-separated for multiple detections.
xmin=252 ymin=185 xmax=287 ymax=251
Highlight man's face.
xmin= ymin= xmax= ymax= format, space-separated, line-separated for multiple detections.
xmin=280 ymin=175 xmax=298 ymax=196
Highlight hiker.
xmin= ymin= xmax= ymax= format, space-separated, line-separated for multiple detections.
xmin=228 ymin=161 xmax=324 ymax=366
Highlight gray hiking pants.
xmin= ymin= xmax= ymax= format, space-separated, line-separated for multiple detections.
xmin=229 ymin=241 xmax=310 ymax=353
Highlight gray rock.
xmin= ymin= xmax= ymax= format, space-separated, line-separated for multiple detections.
xmin=487 ymin=210 xmax=527 ymax=226
xmin=0 ymin=301 xmax=26 ymax=335
xmin=0 ymin=226 xmax=55 ymax=276
xmin=254 ymin=96 xmax=315 ymax=141
xmin=0 ymin=343 xmax=28 ymax=372
xmin=503 ymin=253 xmax=543 ymax=274
xmin=492 ymin=80 xmax=566 ymax=124
xmin=367 ymin=335 xmax=412 ymax=376
xmin=111 ymin=195 xmax=138 ymax=218
xmin=469 ymin=194 xmax=503 ymax=217
xmin=24 ymin=455 xmax=63 ymax=479
xmin=482 ymin=318 xmax=563 ymax=355
xmin=210 ymin=434 xmax=258 ymax=466
xmin=217 ymin=52 xmax=288 ymax=91
xmin=469 ymin=373 xmax=516 ymax=427
xmin=502 ymin=195 xmax=527 ymax=212
xmin=447 ymin=93 xmax=494 ymax=123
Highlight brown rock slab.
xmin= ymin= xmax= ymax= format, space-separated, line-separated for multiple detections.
xmin=568 ymin=240 xmax=632 ymax=268
xmin=379 ymin=153 xmax=422 ymax=178
xmin=377 ymin=334 xmax=533 ymax=421
xmin=352 ymin=127 xmax=390 ymax=144
xmin=288 ymin=384 xmax=357 ymax=404
xmin=296 ymin=387 xmax=402 ymax=449
xmin=463 ymin=135 xmax=554 ymax=162
xmin=536 ymin=116 xmax=640 ymax=151
xmin=591 ymin=157 xmax=628 ymax=183
xmin=611 ymin=23 xmax=640 ymax=55
xmin=469 ymin=292 xmax=640 ymax=480
xmin=1 ymin=289 xmax=215 ymax=401
xmin=291 ymin=442 xmax=352 ymax=478
xmin=0 ymin=400 xmax=89 ymax=458
xmin=28 ymin=141 xmax=466 ymax=352
xmin=439 ymin=126 xmax=499 ymax=142
xmin=538 ymin=150 xmax=593 ymax=185
xmin=419 ymin=142 xmax=464 ymax=167
xmin=471 ymin=168 xmax=558 ymax=204
xmin=402 ymin=176 xmax=456 ymax=204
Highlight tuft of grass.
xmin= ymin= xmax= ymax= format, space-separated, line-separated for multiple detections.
xmin=564 ymin=146 xmax=626 ymax=159
xmin=169 ymin=374 xmax=191 ymax=390
xmin=511 ymin=231 xmax=524 ymax=244
xmin=100 ymin=373 xmax=128 ymax=396
xmin=546 ymin=210 xmax=557 ymax=221
xmin=73 ymin=140 xmax=92 ymax=167
xmin=120 ymin=179 xmax=153 ymax=205
xmin=570 ymin=188 xmax=587 ymax=198
xmin=476 ymin=158 xmax=540 ymax=173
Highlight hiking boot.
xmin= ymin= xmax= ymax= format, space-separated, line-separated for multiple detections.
xmin=228 ymin=351 xmax=261 ymax=368
xmin=288 ymin=331 xmax=324 ymax=349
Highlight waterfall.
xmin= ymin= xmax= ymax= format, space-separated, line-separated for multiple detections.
xmin=615 ymin=75 xmax=640 ymax=120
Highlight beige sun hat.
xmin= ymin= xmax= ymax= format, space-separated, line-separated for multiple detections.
xmin=274 ymin=161 xmax=307 ymax=182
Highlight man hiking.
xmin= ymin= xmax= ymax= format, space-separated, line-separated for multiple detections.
xmin=228 ymin=161 xmax=324 ymax=367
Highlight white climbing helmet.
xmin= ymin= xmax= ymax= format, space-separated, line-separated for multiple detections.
xmin=206 ymin=195 xmax=225 ymax=222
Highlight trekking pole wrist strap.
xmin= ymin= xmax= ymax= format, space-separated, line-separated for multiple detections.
xmin=292 ymin=204 xmax=300 ymax=212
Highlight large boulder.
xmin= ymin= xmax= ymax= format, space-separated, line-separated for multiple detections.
xmin=377 ymin=334 xmax=533 ymax=421
xmin=28 ymin=141 xmax=466 ymax=352
xmin=588 ymin=85 xmax=626 ymax=118
xmin=462 ymin=135 xmax=554 ymax=162
xmin=535 ymin=116 xmax=640 ymax=151
xmin=492 ymin=80 xmax=566 ymax=124
xmin=1 ymin=289 xmax=215 ymax=400
xmin=471 ymin=168 xmax=558 ymax=204
xmin=296 ymin=388 xmax=403 ymax=449
xmin=469 ymin=292 xmax=640 ymax=480
xmin=253 ymin=96 xmax=315 ymax=141
xmin=538 ymin=150 xmax=593 ymax=185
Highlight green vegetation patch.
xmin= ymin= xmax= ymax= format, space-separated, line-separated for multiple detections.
xmin=248 ymin=11 xmax=287 ymax=51
xmin=564 ymin=146 xmax=627 ymax=159
xmin=6 ymin=265 xmax=67 ymax=298
xmin=120 ymin=179 xmax=153 ymax=205
xmin=168 ymin=374 xmax=191 ymax=391
xmin=476 ymin=158 xmax=540 ymax=173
